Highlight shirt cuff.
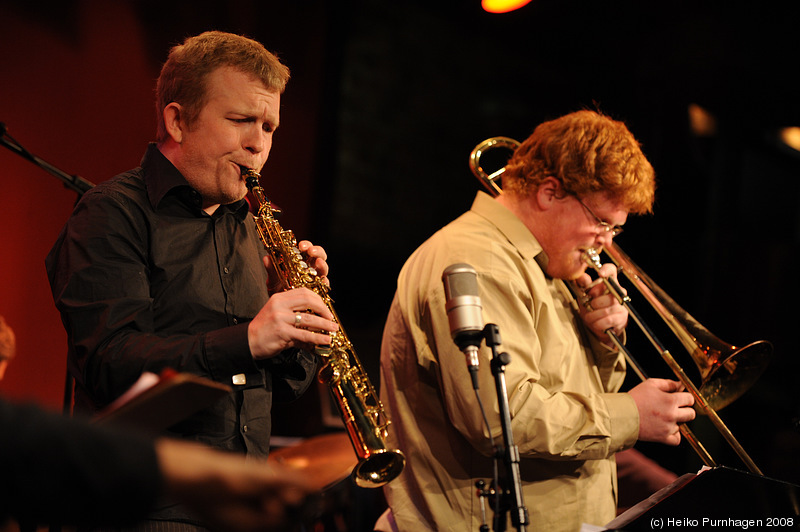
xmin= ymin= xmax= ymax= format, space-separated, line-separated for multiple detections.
xmin=601 ymin=391 xmax=640 ymax=453
xmin=203 ymin=323 xmax=259 ymax=382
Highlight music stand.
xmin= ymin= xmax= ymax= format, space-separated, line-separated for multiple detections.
xmin=93 ymin=371 xmax=231 ymax=433
xmin=604 ymin=466 xmax=800 ymax=531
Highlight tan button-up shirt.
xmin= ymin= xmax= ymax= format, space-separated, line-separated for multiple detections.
xmin=380 ymin=192 xmax=639 ymax=532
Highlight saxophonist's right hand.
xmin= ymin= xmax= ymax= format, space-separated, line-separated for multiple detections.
xmin=247 ymin=286 xmax=338 ymax=360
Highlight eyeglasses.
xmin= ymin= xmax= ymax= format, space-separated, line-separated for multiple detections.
xmin=575 ymin=196 xmax=624 ymax=237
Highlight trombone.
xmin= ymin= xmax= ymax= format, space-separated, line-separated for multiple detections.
xmin=468 ymin=137 xmax=773 ymax=475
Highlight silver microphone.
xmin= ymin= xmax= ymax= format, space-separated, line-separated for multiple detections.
xmin=442 ymin=263 xmax=485 ymax=374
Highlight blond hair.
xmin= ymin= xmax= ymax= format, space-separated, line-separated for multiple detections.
xmin=155 ymin=31 xmax=290 ymax=143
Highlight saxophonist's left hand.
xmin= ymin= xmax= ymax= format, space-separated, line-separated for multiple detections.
xmin=297 ymin=240 xmax=330 ymax=287
xmin=263 ymin=240 xmax=331 ymax=294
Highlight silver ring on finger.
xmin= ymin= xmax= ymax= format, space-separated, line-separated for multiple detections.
xmin=294 ymin=312 xmax=303 ymax=328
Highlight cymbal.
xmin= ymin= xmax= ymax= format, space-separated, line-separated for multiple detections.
xmin=268 ymin=432 xmax=358 ymax=491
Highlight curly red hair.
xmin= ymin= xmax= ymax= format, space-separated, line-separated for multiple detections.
xmin=503 ymin=110 xmax=656 ymax=214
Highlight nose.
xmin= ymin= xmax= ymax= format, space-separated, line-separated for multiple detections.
xmin=244 ymin=126 xmax=270 ymax=155
xmin=595 ymin=229 xmax=614 ymax=250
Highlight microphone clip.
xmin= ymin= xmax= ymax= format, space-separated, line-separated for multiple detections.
xmin=462 ymin=324 xmax=505 ymax=390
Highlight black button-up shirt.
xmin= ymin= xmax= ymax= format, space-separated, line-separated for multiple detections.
xmin=46 ymin=144 xmax=318 ymax=460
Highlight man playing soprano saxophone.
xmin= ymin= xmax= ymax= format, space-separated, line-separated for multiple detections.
xmin=46 ymin=31 xmax=338 ymax=531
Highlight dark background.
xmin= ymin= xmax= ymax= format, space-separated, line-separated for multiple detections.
xmin=2 ymin=0 xmax=799 ymax=518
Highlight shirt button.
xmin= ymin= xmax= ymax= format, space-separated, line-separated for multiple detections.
xmin=232 ymin=317 xmax=238 ymax=324
xmin=223 ymin=267 xmax=230 ymax=274
xmin=242 ymin=425 xmax=249 ymax=433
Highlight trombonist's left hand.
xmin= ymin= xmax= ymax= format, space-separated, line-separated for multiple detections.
xmin=574 ymin=262 xmax=628 ymax=344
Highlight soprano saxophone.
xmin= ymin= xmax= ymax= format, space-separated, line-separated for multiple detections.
xmin=243 ymin=168 xmax=405 ymax=488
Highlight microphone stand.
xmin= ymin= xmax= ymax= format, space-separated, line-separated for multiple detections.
xmin=0 ymin=121 xmax=95 ymax=196
xmin=476 ymin=323 xmax=529 ymax=532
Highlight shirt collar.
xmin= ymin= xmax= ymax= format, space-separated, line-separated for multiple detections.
xmin=141 ymin=143 xmax=250 ymax=219
xmin=470 ymin=190 xmax=548 ymax=268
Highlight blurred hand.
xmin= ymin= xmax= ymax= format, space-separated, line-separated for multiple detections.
xmin=157 ymin=439 xmax=313 ymax=532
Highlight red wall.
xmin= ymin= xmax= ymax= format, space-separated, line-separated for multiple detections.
xmin=0 ymin=3 xmax=157 ymax=409
xmin=0 ymin=2 xmax=322 ymax=410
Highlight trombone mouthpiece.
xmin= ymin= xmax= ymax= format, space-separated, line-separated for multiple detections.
xmin=581 ymin=248 xmax=603 ymax=269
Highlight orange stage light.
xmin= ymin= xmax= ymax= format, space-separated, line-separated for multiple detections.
xmin=481 ymin=0 xmax=532 ymax=14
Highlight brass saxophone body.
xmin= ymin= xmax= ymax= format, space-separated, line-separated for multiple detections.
xmin=244 ymin=169 xmax=405 ymax=488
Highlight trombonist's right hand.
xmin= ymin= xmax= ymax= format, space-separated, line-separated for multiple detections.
xmin=629 ymin=378 xmax=696 ymax=446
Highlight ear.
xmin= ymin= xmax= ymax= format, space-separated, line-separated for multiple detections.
xmin=534 ymin=177 xmax=563 ymax=210
xmin=162 ymin=102 xmax=184 ymax=143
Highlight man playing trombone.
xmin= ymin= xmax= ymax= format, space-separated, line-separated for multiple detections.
xmin=378 ymin=110 xmax=696 ymax=532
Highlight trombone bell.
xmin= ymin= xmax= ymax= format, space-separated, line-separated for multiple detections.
xmin=698 ymin=340 xmax=772 ymax=412
xmin=603 ymin=242 xmax=772 ymax=412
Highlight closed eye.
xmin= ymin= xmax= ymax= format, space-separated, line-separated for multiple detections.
xmin=228 ymin=117 xmax=276 ymax=132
